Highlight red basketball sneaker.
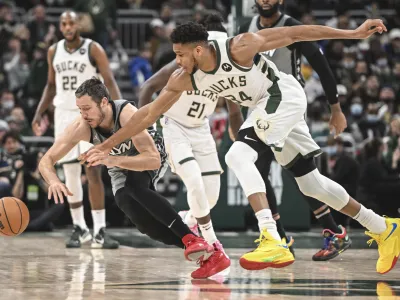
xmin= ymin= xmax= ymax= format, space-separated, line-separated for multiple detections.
xmin=183 ymin=234 xmax=214 ymax=262
xmin=191 ymin=241 xmax=231 ymax=279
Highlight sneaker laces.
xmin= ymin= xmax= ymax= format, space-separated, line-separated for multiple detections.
xmin=366 ymin=231 xmax=381 ymax=247
xmin=254 ymin=230 xmax=276 ymax=252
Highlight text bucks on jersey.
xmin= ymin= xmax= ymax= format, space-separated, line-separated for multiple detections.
xmin=191 ymin=39 xmax=282 ymax=109
xmin=52 ymin=39 xmax=97 ymax=110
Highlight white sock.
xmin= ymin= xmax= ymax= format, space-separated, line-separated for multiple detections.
xmin=92 ymin=209 xmax=106 ymax=236
xmin=70 ymin=206 xmax=88 ymax=230
xmin=255 ymin=209 xmax=281 ymax=242
xmin=354 ymin=205 xmax=387 ymax=234
xmin=199 ymin=220 xmax=218 ymax=245
xmin=184 ymin=210 xmax=198 ymax=228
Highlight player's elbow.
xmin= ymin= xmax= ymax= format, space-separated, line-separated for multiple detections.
xmin=38 ymin=155 xmax=54 ymax=175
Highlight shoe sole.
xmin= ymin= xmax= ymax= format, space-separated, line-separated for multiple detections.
xmin=239 ymin=258 xmax=294 ymax=270
xmin=186 ymin=246 xmax=214 ymax=262
xmin=378 ymin=255 xmax=399 ymax=274
xmin=312 ymin=240 xmax=352 ymax=262
xmin=91 ymin=242 xmax=120 ymax=249
xmin=65 ymin=233 xmax=92 ymax=248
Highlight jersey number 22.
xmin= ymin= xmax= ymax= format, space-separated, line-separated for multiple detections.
xmin=62 ymin=76 xmax=77 ymax=91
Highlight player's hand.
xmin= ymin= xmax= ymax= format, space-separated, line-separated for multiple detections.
xmin=83 ymin=149 xmax=115 ymax=167
xmin=48 ymin=182 xmax=73 ymax=204
xmin=354 ymin=19 xmax=387 ymax=39
xmin=329 ymin=105 xmax=347 ymax=138
xmin=79 ymin=143 xmax=112 ymax=166
xmin=32 ymin=114 xmax=42 ymax=136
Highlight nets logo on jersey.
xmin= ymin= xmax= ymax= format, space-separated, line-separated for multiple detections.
xmin=222 ymin=63 xmax=232 ymax=72
xmin=54 ymin=61 xmax=87 ymax=74
xmin=110 ymin=140 xmax=133 ymax=156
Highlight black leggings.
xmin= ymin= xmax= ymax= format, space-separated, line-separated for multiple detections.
xmin=114 ymin=171 xmax=184 ymax=248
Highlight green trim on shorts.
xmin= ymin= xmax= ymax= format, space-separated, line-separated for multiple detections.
xmin=265 ymin=67 xmax=282 ymax=114
xmin=178 ymin=157 xmax=195 ymax=165
xmin=201 ymin=171 xmax=221 ymax=176
xmin=269 ymin=144 xmax=283 ymax=152
xmin=282 ymin=149 xmax=323 ymax=169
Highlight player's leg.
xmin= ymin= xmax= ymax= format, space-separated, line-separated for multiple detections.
xmin=225 ymin=126 xmax=294 ymax=270
xmin=54 ymin=107 xmax=91 ymax=247
xmin=123 ymin=169 xmax=214 ymax=261
xmin=255 ymin=149 xmax=293 ymax=250
xmin=114 ymin=188 xmax=184 ymax=248
xmin=84 ymin=164 xmax=119 ymax=249
xmin=190 ymin=129 xmax=230 ymax=278
xmin=274 ymin=120 xmax=398 ymax=274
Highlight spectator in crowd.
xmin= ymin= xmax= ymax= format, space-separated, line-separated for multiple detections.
xmin=0 ymin=131 xmax=25 ymax=199
xmin=0 ymin=1 xmax=15 ymax=58
xmin=386 ymin=28 xmax=400 ymax=63
xmin=24 ymin=42 xmax=48 ymax=121
xmin=209 ymin=97 xmax=228 ymax=148
xmin=74 ymin=0 xmax=118 ymax=48
xmin=8 ymin=106 xmax=32 ymax=136
xmin=358 ymin=138 xmax=400 ymax=217
xmin=128 ymin=42 xmax=152 ymax=99
xmin=327 ymin=136 xmax=360 ymax=225
xmin=149 ymin=18 xmax=175 ymax=72
xmin=0 ymin=89 xmax=16 ymax=119
xmin=0 ymin=120 xmax=9 ymax=144
xmin=27 ymin=5 xmax=57 ymax=49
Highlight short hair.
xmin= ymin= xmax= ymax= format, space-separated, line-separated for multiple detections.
xmin=2 ymin=131 xmax=22 ymax=146
xmin=170 ymin=22 xmax=208 ymax=44
xmin=75 ymin=77 xmax=111 ymax=104
xmin=199 ymin=13 xmax=227 ymax=33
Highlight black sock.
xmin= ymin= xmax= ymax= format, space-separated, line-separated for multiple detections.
xmin=315 ymin=207 xmax=340 ymax=233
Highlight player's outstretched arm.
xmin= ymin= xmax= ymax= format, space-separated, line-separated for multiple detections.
xmin=91 ymin=42 xmax=122 ymax=100
xmin=82 ymin=69 xmax=192 ymax=165
xmin=86 ymin=104 xmax=161 ymax=171
xmin=232 ymin=19 xmax=386 ymax=64
xmin=32 ymin=44 xmax=57 ymax=136
xmin=39 ymin=117 xmax=90 ymax=203
xmin=138 ymin=60 xmax=179 ymax=108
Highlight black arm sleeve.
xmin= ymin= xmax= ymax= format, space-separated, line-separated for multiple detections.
xmin=284 ymin=17 xmax=339 ymax=105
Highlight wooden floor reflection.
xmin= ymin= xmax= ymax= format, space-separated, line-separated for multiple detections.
xmin=1 ymin=233 xmax=400 ymax=300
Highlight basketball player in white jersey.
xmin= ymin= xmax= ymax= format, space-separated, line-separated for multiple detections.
xmin=32 ymin=11 xmax=121 ymax=249
xmin=137 ymin=17 xmax=239 ymax=278
xmin=81 ymin=20 xmax=400 ymax=276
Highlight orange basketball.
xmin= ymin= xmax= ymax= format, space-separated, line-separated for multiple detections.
xmin=0 ymin=197 xmax=30 ymax=236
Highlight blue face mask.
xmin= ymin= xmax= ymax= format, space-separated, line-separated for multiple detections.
xmin=325 ymin=146 xmax=337 ymax=156
xmin=350 ymin=103 xmax=363 ymax=116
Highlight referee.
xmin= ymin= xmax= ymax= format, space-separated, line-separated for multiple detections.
xmin=239 ymin=0 xmax=351 ymax=262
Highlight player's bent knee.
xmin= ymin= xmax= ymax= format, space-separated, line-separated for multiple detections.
xmin=203 ymin=175 xmax=220 ymax=209
xmin=295 ymin=169 xmax=349 ymax=211
xmin=225 ymin=142 xmax=258 ymax=169
xmin=85 ymin=165 xmax=103 ymax=184
xmin=62 ymin=163 xmax=83 ymax=203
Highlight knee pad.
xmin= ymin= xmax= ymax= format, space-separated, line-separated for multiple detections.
xmin=225 ymin=142 xmax=266 ymax=197
xmin=175 ymin=160 xmax=210 ymax=218
xmin=202 ymin=175 xmax=220 ymax=209
xmin=63 ymin=163 xmax=83 ymax=203
xmin=225 ymin=142 xmax=258 ymax=169
xmin=295 ymin=169 xmax=349 ymax=211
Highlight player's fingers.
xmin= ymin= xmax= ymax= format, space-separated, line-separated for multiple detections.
xmin=65 ymin=187 xmax=74 ymax=196
xmin=48 ymin=188 xmax=53 ymax=201
xmin=87 ymin=153 xmax=104 ymax=163
xmin=56 ymin=188 xmax=64 ymax=204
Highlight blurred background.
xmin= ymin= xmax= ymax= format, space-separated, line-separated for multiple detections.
xmin=0 ymin=0 xmax=399 ymax=232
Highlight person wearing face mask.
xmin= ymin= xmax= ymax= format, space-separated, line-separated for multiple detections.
xmin=0 ymin=89 xmax=15 ymax=119
xmin=238 ymin=0 xmax=351 ymax=261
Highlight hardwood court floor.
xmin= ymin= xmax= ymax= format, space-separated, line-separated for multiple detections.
xmin=1 ymin=231 xmax=400 ymax=300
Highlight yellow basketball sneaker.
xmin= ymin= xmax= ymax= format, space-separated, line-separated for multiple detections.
xmin=239 ymin=229 xmax=295 ymax=270
xmin=365 ymin=217 xmax=400 ymax=274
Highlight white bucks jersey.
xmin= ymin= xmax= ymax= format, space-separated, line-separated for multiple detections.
xmin=53 ymin=38 xmax=97 ymax=110
xmin=191 ymin=38 xmax=280 ymax=111
xmin=164 ymin=91 xmax=217 ymax=127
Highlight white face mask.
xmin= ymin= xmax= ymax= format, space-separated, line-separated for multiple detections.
xmin=2 ymin=100 xmax=14 ymax=110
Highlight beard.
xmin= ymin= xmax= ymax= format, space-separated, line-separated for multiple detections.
xmin=255 ymin=1 xmax=280 ymax=18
